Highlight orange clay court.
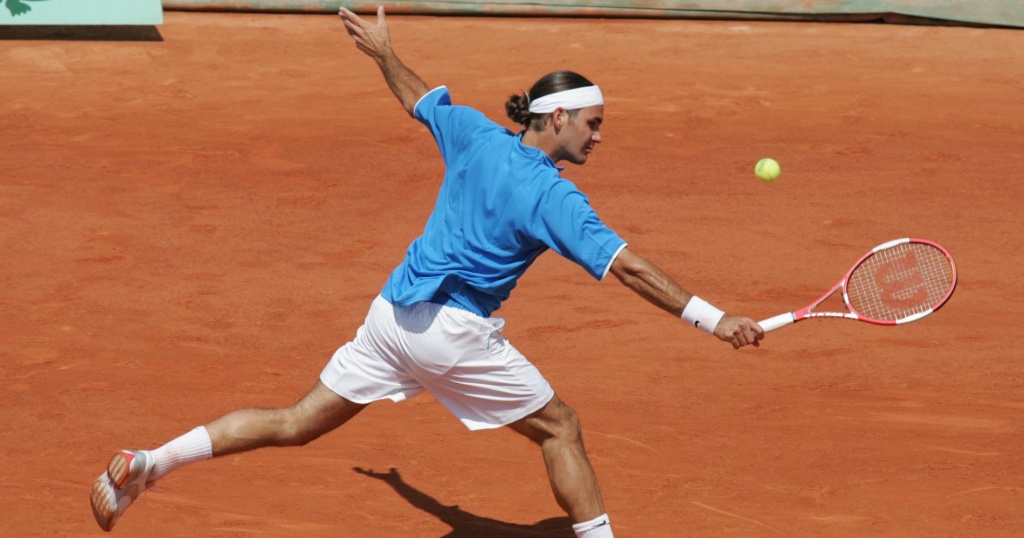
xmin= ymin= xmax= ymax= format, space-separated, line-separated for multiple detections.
xmin=2 ymin=11 xmax=1023 ymax=537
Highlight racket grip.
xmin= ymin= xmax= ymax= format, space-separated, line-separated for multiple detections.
xmin=758 ymin=313 xmax=795 ymax=332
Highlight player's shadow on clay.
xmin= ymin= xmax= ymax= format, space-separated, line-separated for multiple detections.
xmin=353 ymin=467 xmax=573 ymax=537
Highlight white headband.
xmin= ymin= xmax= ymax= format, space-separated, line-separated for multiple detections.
xmin=528 ymin=86 xmax=604 ymax=114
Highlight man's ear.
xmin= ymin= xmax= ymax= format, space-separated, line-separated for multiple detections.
xmin=552 ymin=107 xmax=567 ymax=132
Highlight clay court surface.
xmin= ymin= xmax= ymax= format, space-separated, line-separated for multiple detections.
xmin=2 ymin=11 xmax=1023 ymax=537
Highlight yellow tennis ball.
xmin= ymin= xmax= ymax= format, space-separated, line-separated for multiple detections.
xmin=755 ymin=158 xmax=781 ymax=183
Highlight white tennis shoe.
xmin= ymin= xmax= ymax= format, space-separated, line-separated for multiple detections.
xmin=90 ymin=450 xmax=156 ymax=532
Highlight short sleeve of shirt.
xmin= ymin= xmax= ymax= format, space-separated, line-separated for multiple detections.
xmin=414 ymin=86 xmax=501 ymax=165
xmin=521 ymin=178 xmax=627 ymax=281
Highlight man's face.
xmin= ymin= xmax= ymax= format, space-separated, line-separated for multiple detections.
xmin=556 ymin=105 xmax=604 ymax=165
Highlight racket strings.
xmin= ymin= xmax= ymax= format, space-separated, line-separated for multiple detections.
xmin=847 ymin=243 xmax=955 ymax=321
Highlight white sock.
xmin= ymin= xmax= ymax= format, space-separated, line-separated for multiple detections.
xmin=149 ymin=426 xmax=213 ymax=482
xmin=573 ymin=513 xmax=613 ymax=538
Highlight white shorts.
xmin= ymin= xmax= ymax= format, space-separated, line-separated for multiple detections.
xmin=320 ymin=295 xmax=554 ymax=430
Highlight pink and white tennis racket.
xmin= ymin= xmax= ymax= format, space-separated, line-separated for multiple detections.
xmin=759 ymin=238 xmax=957 ymax=332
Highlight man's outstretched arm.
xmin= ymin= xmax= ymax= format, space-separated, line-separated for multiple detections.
xmin=339 ymin=6 xmax=429 ymax=116
xmin=609 ymin=247 xmax=764 ymax=349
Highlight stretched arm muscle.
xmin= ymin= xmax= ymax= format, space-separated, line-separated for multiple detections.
xmin=339 ymin=7 xmax=429 ymax=116
xmin=609 ymin=247 xmax=765 ymax=349
xmin=609 ymin=247 xmax=692 ymax=317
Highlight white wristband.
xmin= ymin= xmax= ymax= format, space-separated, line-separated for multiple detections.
xmin=681 ymin=296 xmax=725 ymax=335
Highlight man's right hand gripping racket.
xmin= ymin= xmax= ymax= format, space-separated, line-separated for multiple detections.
xmin=760 ymin=238 xmax=957 ymax=332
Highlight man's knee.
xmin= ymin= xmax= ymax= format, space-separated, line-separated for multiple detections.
xmin=553 ymin=401 xmax=582 ymax=439
xmin=278 ymin=408 xmax=321 ymax=446
xmin=278 ymin=383 xmax=366 ymax=446
xmin=512 ymin=397 xmax=584 ymax=446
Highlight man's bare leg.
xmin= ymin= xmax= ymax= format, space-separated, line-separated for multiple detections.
xmin=206 ymin=380 xmax=367 ymax=456
xmin=91 ymin=381 xmax=366 ymax=531
xmin=508 ymin=395 xmax=607 ymax=525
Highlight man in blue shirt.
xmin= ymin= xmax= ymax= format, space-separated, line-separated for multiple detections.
xmin=90 ymin=7 xmax=764 ymax=537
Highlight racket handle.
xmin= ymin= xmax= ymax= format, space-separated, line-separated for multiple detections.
xmin=759 ymin=313 xmax=796 ymax=333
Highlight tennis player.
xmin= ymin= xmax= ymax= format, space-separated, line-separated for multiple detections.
xmin=90 ymin=7 xmax=764 ymax=536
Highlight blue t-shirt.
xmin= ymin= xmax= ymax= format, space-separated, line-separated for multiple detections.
xmin=381 ymin=86 xmax=627 ymax=317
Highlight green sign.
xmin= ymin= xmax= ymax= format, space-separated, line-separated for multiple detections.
xmin=0 ymin=0 xmax=163 ymax=25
